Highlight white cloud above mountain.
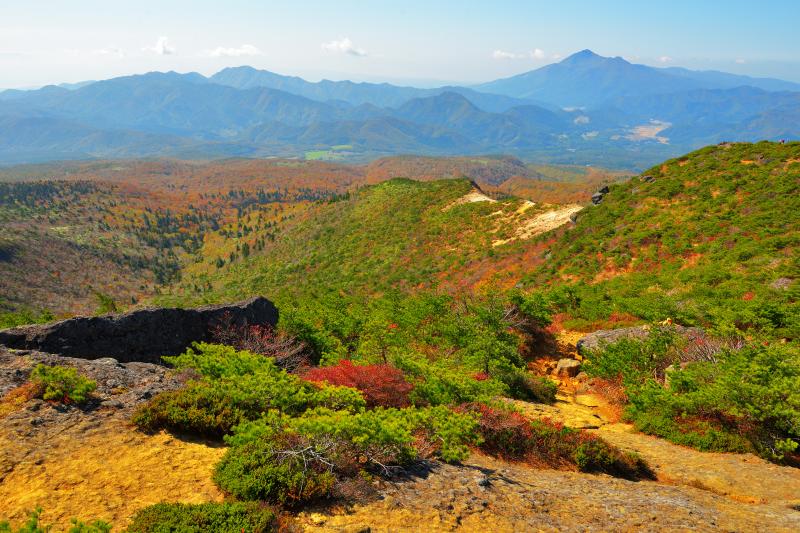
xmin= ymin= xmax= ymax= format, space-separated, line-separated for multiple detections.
xmin=493 ymin=48 xmax=546 ymax=60
xmin=322 ymin=37 xmax=367 ymax=57
xmin=203 ymin=44 xmax=262 ymax=58
xmin=142 ymin=37 xmax=175 ymax=56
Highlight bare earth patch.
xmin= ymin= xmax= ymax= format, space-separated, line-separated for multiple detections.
xmin=492 ymin=204 xmax=582 ymax=247
xmin=444 ymin=189 xmax=496 ymax=210
xmin=625 ymin=120 xmax=671 ymax=144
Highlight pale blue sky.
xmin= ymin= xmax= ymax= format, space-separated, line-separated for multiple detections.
xmin=2 ymin=0 xmax=799 ymax=88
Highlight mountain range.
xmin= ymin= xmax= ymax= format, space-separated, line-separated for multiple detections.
xmin=1 ymin=49 xmax=799 ymax=169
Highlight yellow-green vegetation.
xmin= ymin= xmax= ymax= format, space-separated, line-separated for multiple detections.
xmin=0 ymin=508 xmax=110 ymax=533
xmin=304 ymin=145 xmax=353 ymax=161
xmin=152 ymin=142 xmax=800 ymax=465
xmin=526 ymin=142 xmax=800 ymax=461
xmin=29 ymin=364 xmax=97 ymax=405
xmin=126 ymin=502 xmax=276 ymax=533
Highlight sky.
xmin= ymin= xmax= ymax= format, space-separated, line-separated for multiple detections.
xmin=2 ymin=0 xmax=800 ymax=88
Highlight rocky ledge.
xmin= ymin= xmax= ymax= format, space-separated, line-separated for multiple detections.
xmin=0 ymin=297 xmax=278 ymax=363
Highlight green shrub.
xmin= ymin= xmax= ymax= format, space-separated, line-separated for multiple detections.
xmin=0 ymin=508 xmax=111 ymax=533
xmin=586 ymin=334 xmax=800 ymax=462
xmin=216 ymin=405 xmax=479 ymax=505
xmin=126 ymin=502 xmax=276 ymax=532
xmin=0 ymin=308 xmax=54 ymax=329
xmin=395 ymin=356 xmax=507 ymax=406
xmin=214 ymin=433 xmax=337 ymax=505
xmin=132 ymin=344 xmax=365 ymax=437
xmin=496 ymin=368 xmax=557 ymax=403
xmin=29 ymin=365 xmax=97 ymax=405
xmin=163 ymin=343 xmax=277 ymax=379
xmin=132 ymin=375 xmax=364 ymax=438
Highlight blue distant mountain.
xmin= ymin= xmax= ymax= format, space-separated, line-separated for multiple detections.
xmin=476 ymin=49 xmax=800 ymax=107
xmin=0 ymin=50 xmax=798 ymax=168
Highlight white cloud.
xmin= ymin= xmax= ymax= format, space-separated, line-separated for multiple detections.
xmin=493 ymin=49 xmax=523 ymax=60
xmin=493 ymin=48 xmax=546 ymax=60
xmin=142 ymin=36 xmax=176 ymax=56
xmin=530 ymin=48 xmax=545 ymax=59
xmin=321 ymin=37 xmax=367 ymax=57
xmin=657 ymin=55 xmax=673 ymax=63
xmin=92 ymin=47 xmax=124 ymax=58
xmin=735 ymin=58 xmax=746 ymax=64
xmin=203 ymin=44 xmax=262 ymax=58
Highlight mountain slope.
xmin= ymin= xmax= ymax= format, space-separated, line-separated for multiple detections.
xmin=477 ymin=49 xmax=800 ymax=107
xmin=210 ymin=66 xmax=536 ymax=112
xmin=528 ymin=141 xmax=800 ymax=338
xmin=159 ymin=178 xmax=581 ymax=307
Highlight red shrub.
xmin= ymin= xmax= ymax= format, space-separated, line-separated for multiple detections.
xmin=460 ymin=403 xmax=533 ymax=459
xmin=303 ymin=360 xmax=413 ymax=408
xmin=472 ymin=372 xmax=490 ymax=381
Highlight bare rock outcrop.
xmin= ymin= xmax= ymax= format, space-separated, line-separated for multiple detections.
xmin=0 ymin=297 xmax=278 ymax=363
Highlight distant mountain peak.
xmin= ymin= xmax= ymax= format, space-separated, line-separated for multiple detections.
xmin=560 ymin=49 xmax=603 ymax=64
xmin=569 ymin=49 xmax=601 ymax=59
xmin=559 ymin=49 xmax=630 ymax=67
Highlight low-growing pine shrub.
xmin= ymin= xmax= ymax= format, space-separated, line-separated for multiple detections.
xmin=214 ymin=433 xmax=338 ymax=505
xmin=126 ymin=502 xmax=276 ymax=532
xmin=133 ymin=344 xmax=365 ymax=438
xmin=586 ymin=335 xmax=800 ymax=462
xmin=303 ymin=360 xmax=413 ymax=408
xmin=29 ymin=365 xmax=97 ymax=405
xmin=132 ymin=376 xmax=364 ymax=438
xmin=216 ymin=405 xmax=480 ymax=504
xmin=394 ymin=356 xmax=507 ymax=406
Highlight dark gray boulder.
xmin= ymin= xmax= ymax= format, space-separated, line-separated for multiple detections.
xmin=0 ymin=297 xmax=278 ymax=363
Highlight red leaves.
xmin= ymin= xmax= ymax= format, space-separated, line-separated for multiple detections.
xmin=459 ymin=402 xmax=533 ymax=459
xmin=303 ymin=360 xmax=413 ymax=408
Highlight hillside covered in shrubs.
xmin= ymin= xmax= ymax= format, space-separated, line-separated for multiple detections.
xmin=1 ymin=142 xmax=799 ymax=529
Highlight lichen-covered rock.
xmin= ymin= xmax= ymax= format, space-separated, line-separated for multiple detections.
xmin=0 ymin=297 xmax=278 ymax=363
xmin=576 ymin=324 xmax=705 ymax=355
xmin=554 ymin=358 xmax=581 ymax=377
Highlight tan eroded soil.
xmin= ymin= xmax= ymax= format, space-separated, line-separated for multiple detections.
xmin=0 ymin=420 xmax=225 ymax=530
